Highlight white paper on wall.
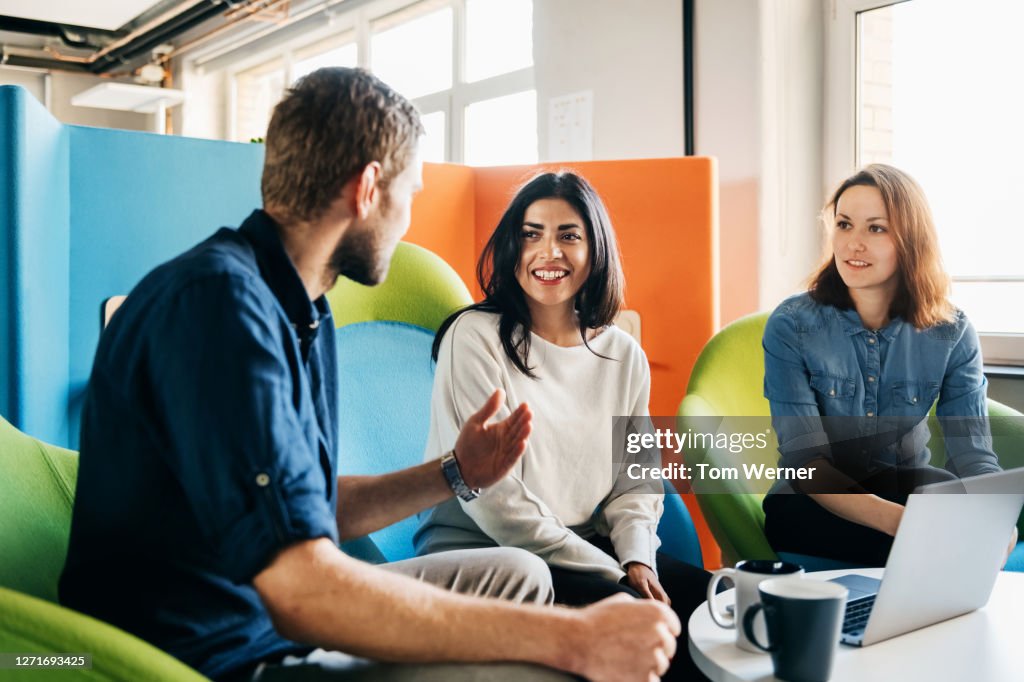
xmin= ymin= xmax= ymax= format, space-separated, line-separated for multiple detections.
xmin=548 ymin=90 xmax=593 ymax=161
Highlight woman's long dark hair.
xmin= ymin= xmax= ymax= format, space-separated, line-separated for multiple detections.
xmin=431 ymin=171 xmax=625 ymax=378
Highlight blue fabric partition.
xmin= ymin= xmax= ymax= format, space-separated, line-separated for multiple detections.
xmin=1 ymin=86 xmax=70 ymax=445
xmin=1 ymin=85 xmax=264 ymax=447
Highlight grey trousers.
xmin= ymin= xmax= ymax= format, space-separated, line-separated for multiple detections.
xmin=249 ymin=548 xmax=572 ymax=682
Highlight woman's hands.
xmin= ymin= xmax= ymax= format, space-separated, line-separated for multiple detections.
xmin=624 ymin=562 xmax=670 ymax=605
xmin=453 ymin=389 xmax=533 ymax=490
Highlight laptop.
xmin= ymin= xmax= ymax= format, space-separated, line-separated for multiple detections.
xmin=829 ymin=467 xmax=1024 ymax=647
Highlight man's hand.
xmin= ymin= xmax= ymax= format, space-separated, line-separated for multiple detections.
xmin=625 ymin=562 xmax=671 ymax=605
xmin=453 ymin=389 xmax=532 ymax=490
xmin=1004 ymin=526 xmax=1019 ymax=569
xmin=573 ymin=594 xmax=680 ymax=682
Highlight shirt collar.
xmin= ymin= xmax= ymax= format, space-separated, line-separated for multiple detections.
xmin=238 ymin=209 xmax=330 ymax=332
xmin=834 ymin=305 xmax=904 ymax=340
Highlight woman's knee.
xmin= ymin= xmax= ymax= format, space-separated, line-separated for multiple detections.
xmin=486 ymin=548 xmax=554 ymax=605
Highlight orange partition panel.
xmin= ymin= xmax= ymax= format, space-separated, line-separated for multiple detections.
xmin=404 ymin=163 xmax=478 ymax=289
xmin=474 ymin=159 xmax=719 ymax=416
xmin=474 ymin=159 xmax=721 ymax=566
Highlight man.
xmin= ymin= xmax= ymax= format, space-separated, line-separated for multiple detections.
xmin=59 ymin=68 xmax=679 ymax=682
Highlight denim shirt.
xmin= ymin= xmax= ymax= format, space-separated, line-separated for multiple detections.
xmin=762 ymin=293 xmax=1000 ymax=485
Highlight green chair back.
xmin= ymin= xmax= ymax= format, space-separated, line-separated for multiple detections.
xmin=0 ymin=416 xmax=210 ymax=679
xmin=0 ymin=415 xmax=78 ymax=602
xmin=679 ymin=311 xmax=1024 ymax=566
xmin=326 ymin=241 xmax=473 ymax=330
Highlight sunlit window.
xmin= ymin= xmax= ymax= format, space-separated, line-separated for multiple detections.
xmin=419 ymin=111 xmax=447 ymax=163
xmin=857 ymin=0 xmax=1024 ymax=334
xmin=371 ymin=6 xmax=453 ymax=100
xmin=235 ymin=58 xmax=285 ymax=142
xmin=292 ymin=40 xmax=358 ymax=84
xmin=464 ymin=90 xmax=537 ymax=166
xmin=465 ymin=0 xmax=533 ymax=83
xmin=230 ymin=0 xmax=536 ymax=165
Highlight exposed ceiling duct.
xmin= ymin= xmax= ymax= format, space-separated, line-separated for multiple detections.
xmin=0 ymin=0 xmax=286 ymax=76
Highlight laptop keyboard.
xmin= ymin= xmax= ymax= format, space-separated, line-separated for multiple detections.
xmin=842 ymin=595 xmax=876 ymax=635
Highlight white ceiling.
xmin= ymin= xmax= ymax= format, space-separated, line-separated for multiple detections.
xmin=0 ymin=0 xmax=159 ymax=31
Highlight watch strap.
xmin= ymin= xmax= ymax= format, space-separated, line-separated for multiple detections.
xmin=440 ymin=450 xmax=480 ymax=501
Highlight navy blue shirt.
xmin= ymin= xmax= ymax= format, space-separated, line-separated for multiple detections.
xmin=59 ymin=210 xmax=339 ymax=679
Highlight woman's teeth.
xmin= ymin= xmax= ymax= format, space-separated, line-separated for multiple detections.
xmin=534 ymin=270 xmax=567 ymax=280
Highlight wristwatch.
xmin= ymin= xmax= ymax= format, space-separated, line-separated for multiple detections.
xmin=440 ymin=450 xmax=481 ymax=502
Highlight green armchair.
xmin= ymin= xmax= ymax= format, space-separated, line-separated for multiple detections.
xmin=0 ymin=415 xmax=208 ymax=681
xmin=678 ymin=312 xmax=1024 ymax=569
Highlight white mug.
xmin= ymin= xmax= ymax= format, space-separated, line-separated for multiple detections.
xmin=706 ymin=559 xmax=804 ymax=652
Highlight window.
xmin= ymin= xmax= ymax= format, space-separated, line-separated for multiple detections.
xmin=371 ymin=5 xmax=453 ymax=100
xmin=231 ymin=32 xmax=357 ymax=142
xmin=828 ymin=0 xmax=1024 ymax=357
xmin=464 ymin=0 xmax=533 ymax=83
xmin=234 ymin=57 xmax=286 ymax=143
xmin=292 ymin=35 xmax=358 ymax=83
xmin=464 ymin=90 xmax=537 ymax=166
xmin=228 ymin=0 xmax=535 ymax=165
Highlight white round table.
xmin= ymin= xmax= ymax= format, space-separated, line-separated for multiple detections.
xmin=688 ymin=569 xmax=1024 ymax=682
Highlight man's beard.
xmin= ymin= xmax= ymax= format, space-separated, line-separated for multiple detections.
xmin=326 ymin=222 xmax=389 ymax=288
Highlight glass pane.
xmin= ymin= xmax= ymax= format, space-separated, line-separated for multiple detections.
xmin=419 ymin=110 xmax=446 ymax=163
xmin=952 ymin=282 xmax=1024 ymax=334
xmin=371 ymin=7 xmax=453 ymax=100
xmin=465 ymin=0 xmax=533 ymax=83
xmin=464 ymin=90 xmax=537 ymax=166
xmin=235 ymin=62 xmax=286 ymax=142
xmin=292 ymin=42 xmax=358 ymax=83
xmin=857 ymin=0 xmax=1024 ymax=332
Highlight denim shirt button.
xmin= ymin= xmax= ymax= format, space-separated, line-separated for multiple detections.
xmin=829 ymin=389 xmax=835 ymax=396
xmin=255 ymin=472 xmax=271 ymax=487
xmin=867 ymin=411 xmax=874 ymax=417
xmin=867 ymin=376 xmax=875 ymax=382
xmin=912 ymin=397 xmax=918 ymax=403
xmin=868 ymin=337 xmax=876 ymax=345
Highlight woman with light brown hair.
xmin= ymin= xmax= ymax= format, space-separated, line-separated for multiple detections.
xmin=760 ymin=163 xmax=1016 ymax=566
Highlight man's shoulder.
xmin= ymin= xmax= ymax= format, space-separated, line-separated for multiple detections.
xmin=105 ymin=227 xmax=280 ymax=351
xmin=133 ymin=228 xmax=267 ymax=307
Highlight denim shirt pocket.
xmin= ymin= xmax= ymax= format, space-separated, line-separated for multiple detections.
xmin=891 ymin=380 xmax=941 ymax=415
xmin=808 ymin=372 xmax=856 ymax=413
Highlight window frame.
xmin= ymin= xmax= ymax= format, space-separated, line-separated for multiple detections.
xmin=224 ymin=0 xmax=535 ymax=163
xmin=824 ymin=0 xmax=1024 ymax=362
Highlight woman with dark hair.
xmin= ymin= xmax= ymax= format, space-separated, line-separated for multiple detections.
xmin=762 ymin=163 xmax=1016 ymax=567
xmin=414 ymin=171 xmax=710 ymax=681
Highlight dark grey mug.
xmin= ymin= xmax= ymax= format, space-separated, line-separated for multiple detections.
xmin=742 ymin=577 xmax=848 ymax=682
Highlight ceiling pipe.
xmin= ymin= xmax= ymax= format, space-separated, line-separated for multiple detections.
xmin=0 ymin=16 xmax=125 ymax=50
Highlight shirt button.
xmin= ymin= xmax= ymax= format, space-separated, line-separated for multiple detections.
xmin=255 ymin=473 xmax=271 ymax=487
xmin=867 ymin=411 xmax=874 ymax=417
xmin=868 ymin=337 xmax=876 ymax=344
xmin=867 ymin=376 xmax=875 ymax=383
xmin=829 ymin=389 xmax=836 ymax=396
xmin=912 ymin=397 xmax=918 ymax=403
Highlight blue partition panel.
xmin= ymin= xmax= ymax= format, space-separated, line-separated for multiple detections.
xmin=67 ymin=127 xmax=262 ymax=447
xmin=1 ymin=85 xmax=264 ymax=447
xmin=0 ymin=86 xmax=70 ymax=446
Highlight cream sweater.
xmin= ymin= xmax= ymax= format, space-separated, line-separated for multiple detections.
xmin=414 ymin=310 xmax=663 ymax=582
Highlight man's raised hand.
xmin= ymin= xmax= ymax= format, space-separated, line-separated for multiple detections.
xmin=453 ymin=389 xmax=532 ymax=490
